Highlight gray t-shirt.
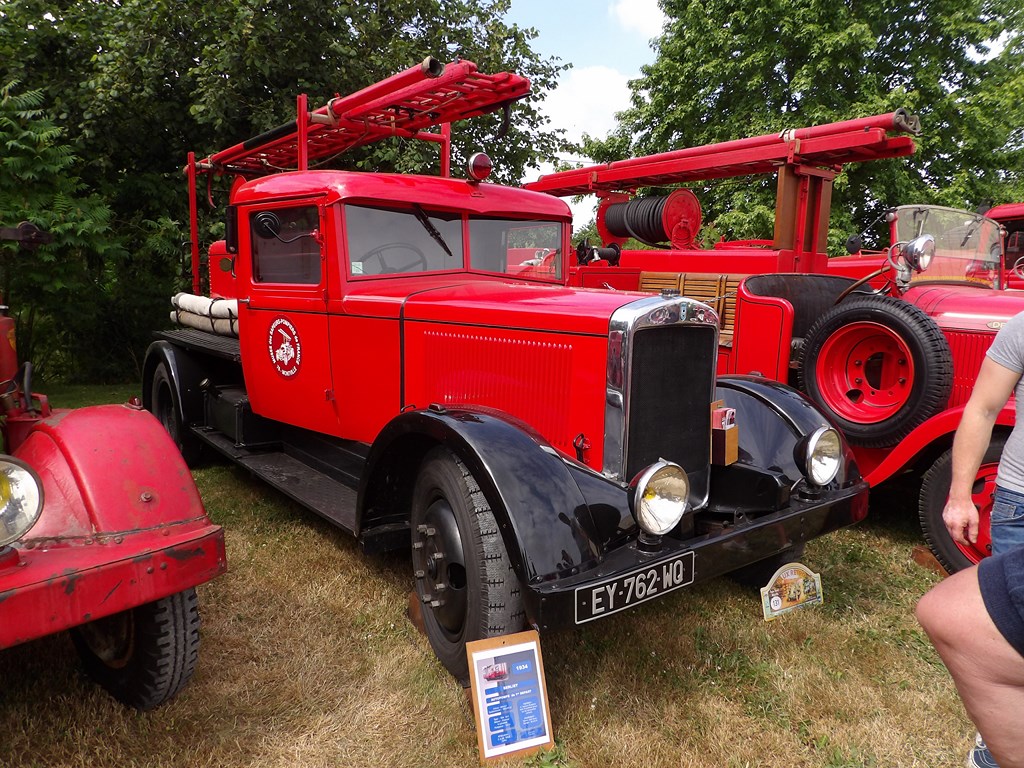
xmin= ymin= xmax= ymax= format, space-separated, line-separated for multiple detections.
xmin=987 ymin=311 xmax=1024 ymax=493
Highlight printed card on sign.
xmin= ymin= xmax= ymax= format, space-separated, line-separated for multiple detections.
xmin=466 ymin=630 xmax=554 ymax=763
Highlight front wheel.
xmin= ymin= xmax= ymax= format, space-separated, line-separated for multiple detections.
xmin=70 ymin=588 xmax=201 ymax=710
xmin=150 ymin=362 xmax=202 ymax=466
xmin=919 ymin=434 xmax=1005 ymax=573
xmin=411 ymin=447 xmax=525 ymax=685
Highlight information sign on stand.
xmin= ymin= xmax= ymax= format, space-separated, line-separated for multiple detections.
xmin=466 ymin=630 xmax=554 ymax=762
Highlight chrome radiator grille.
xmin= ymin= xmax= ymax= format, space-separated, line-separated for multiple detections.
xmin=626 ymin=324 xmax=716 ymax=496
xmin=603 ymin=295 xmax=719 ymax=509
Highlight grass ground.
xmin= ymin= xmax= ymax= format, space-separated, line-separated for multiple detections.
xmin=0 ymin=386 xmax=973 ymax=767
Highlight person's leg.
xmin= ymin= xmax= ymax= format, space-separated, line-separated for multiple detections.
xmin=916 ymin=566 xmax=1024 ymax=768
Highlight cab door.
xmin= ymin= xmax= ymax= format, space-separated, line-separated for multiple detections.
xmin=236 ymin=201 xmax=340 ymax=434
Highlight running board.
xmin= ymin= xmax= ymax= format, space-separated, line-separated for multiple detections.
xmin=195 ymin=429 xmax=357 ymax=533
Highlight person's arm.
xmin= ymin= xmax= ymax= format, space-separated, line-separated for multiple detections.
xmin=943 ymin=357 xmax=1020 ymax=545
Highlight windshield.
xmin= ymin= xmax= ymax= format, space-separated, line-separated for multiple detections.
xmin=345 ymin=204 xmax=564 ymax=281
xmin=469 ymin=218 xmax=562 ymax=280
xmin=895 ymin=205 xmax=1002 ymax=288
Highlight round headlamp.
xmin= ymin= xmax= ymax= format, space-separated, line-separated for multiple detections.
xmin=798 ymin=426 xmax=842 ymax=487
xmin=0 ymin=457 xmax=43 ymax=547
xmin=904 ymin=234 xmax=935 ymax=272
xmin=630 ymin=461 xmax=690 ymax=536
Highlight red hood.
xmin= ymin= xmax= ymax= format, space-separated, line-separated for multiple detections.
xmin=339 ymin=276 xmax=688 ymax=336
xmin=904 ymin=283 xmax=1023 ymax=333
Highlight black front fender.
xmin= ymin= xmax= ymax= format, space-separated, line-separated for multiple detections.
xmin=715 ymin=375 xmax=861 ymax=487
xmin=361 ymin=407 xmax=633 ymax=586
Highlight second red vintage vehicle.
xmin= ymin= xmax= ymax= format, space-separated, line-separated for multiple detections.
xmin=0 ymin=222 xmax=226 ymax=710
xmin=525 ymin=118 xmax=1018 ymax=574
xmin=144 ymin=58 xmax=867 ymax=684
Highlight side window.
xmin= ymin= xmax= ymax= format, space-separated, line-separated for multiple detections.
xmin=250 ymin=206 xmax=321 ymax=284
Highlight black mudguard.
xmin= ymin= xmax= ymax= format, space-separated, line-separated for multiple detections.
xmin=142 ymin=341 xmax=207 ymax=428
xmin=360 ymin=407 xmax=633 ymax=587
xmin=715 ymin=374 xmax=862 ymax=488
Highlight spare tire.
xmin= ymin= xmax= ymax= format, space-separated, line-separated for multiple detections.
xmin=797 ymin=295 xmax=952 ymax=448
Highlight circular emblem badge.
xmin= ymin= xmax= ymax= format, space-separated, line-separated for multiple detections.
xmin=268 ymin=317 xmax=301 ymax=377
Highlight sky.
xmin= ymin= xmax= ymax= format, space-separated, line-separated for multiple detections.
xmin=504 ymin=0 xmax=668 ymax=224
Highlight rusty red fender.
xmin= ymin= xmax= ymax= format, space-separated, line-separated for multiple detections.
xmin=0 ymin=403 xmax=226 ymax=649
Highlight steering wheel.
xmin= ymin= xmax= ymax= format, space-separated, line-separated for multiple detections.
xmin=1013 ymin=256 xmax=1024 ymax=281
xmin=362 ymin=243 xmax=429 ymax=274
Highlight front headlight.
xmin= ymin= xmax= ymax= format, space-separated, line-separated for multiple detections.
xmin=630 ymin=461 xmax=689 ymax=536
xmin=798 ymin=426 xmax=842 ymax=487
xmin=0 ymin=457 xmax=44 ymax=547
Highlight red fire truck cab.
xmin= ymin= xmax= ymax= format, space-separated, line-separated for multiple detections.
xmin=144 ymin=58 xmax=867 ymax=684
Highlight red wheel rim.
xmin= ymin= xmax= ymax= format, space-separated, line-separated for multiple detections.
xmin=955 ymin=461 xmax=997 ymax=565
xmin=814 ymin=321 xmax=915 ymax=424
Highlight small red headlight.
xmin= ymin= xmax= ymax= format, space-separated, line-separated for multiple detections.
xmin=467 ymin=152 xmax=493 ymax=182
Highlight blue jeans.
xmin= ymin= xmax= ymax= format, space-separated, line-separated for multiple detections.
xmin=991 ymin=485 xmax=1024 ymax=556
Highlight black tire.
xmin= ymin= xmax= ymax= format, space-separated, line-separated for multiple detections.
xmin=730 ymin=544 xmax=806 ymax=588
xmin=411 ymin=447 xmax=525 ymax=685
xmin=919 ymin=434 xmax=1006 ymax=573
xmin=70 ymin=588 xmax=201 ymax=711
xmin=150 ymin=362 xmax=202 ymax=466
xmin=797 ymin=295 xmax=952 ymax=448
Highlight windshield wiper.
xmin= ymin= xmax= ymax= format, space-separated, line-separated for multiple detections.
xmin=960 ymin=217 xmax=982 ymax=248
xmin=413 ymin=204 xmax=454 ymax=259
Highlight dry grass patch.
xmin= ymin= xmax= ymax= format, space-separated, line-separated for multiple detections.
xmin=0 ymin=390 xmax=979 ymax=766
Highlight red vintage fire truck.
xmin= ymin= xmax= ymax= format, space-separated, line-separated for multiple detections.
xmin=143 ymin=58 xmax=868 ymax=684
xmin=0 ymin=222 xmax=226 ymax=710
xmin=525 ymin=118 xmax=1018 ymax=573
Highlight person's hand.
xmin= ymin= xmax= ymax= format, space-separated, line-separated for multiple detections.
xmin=943 ymin=496 xmax=980 ymax=545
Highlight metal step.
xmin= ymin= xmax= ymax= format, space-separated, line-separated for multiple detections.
xmin=196 ymin=430 xmax=357 ymax=532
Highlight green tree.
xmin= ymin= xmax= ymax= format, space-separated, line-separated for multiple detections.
xmin=584 ymin=0 xmax=1024 ymax=247
xmin=0 ymin=81 xmax=128 ymax=378
xmin=0 ymin=0 xmax=568 ymax=380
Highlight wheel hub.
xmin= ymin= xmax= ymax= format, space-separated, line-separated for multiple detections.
xmin=76 ymin=611 xmax=135 ymax=669
xmin=816 ymin=321 xmax=915 ymax=423
xmin=413 ymin=498 xmax=467 ymax=637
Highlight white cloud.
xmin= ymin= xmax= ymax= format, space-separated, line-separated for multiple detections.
xmin=542 ymin=65 xmax=633 ymax=146
xmin=527 ymin=65 xmax=634 ymax=227
xmin=609 ymin=0 xmax=667 ymax=40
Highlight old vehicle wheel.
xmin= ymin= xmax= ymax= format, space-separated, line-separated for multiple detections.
xmin=730 ymin=544 xmax=806 ymax=588
xmin=797 ymin=295 xmax=952 ymax=448
xmin=70 ymin=588 xmax=201 ymax=711
xmin=151 ymin=362 xmax=202 ymax=466
xmin=919 ymin=434 xmax=1005 ymax=573
xmin=411 ymin=447 xmax=524 ymax=685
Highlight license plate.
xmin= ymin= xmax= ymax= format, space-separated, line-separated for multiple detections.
xmin=575 ymin=551 xmax=695 ymax=624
